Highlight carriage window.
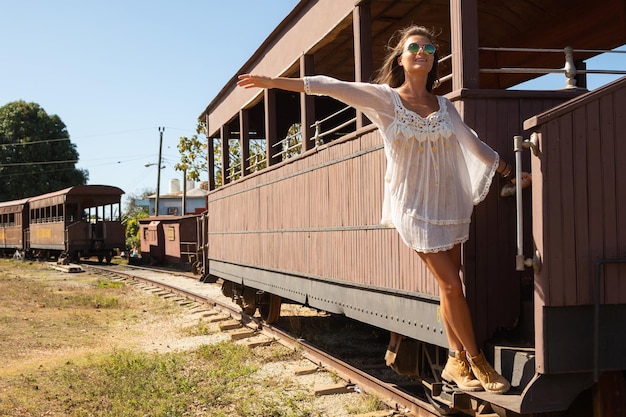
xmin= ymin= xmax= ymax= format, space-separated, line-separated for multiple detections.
xmin=167 ymin=226 xmax=175 ymax=241
xmin=66 ymin=203 xmax=78 ymax=222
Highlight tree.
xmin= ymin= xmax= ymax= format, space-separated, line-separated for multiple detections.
xmin=122 ymin=188 xmax=152 ymax=250
xmin=175 ymin=122 xmax=207 ymax=183
xmin=0 ymin=101 xmax=88 ymax=201
xmin=176 ymin=121 xmax=270 ymax=189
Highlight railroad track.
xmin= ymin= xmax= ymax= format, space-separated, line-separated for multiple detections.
xmin=82 ymin=263 xmax=441 ymax=417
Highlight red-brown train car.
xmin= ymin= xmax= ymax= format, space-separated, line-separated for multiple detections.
xmin=138 ymin=214 xmax=199 ymax=269
xmin=27 ymin=185 xmax=125 ymax=262
xmin=0 ymin=198 xmax=29 ymax=256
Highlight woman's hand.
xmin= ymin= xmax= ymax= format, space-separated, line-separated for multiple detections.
xmin=515 ymin=172 xmax=532 ymax=189
xmin=237 ymin=74 xmax=305 ymax=92
xmin=500 ymin=172 xmax=532 ymax=197
xmin=237 ymin=74 xmax=274 ymax=89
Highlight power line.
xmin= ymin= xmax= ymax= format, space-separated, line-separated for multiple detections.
xmin=0 ymin=138 xmax=70 ymax=147
xmin=0 ymin=159 xmax=78 ymax=167
xmin=0 ymin=165 xmax=82 ymax=179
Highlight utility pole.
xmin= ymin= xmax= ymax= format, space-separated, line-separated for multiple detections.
xmin=156 ymin=127 xmax=164 ymax=216
xmin=182 ymin=167 xmax=187 ymax=215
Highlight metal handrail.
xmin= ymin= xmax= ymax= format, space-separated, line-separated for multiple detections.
xmin=311 ymin=106 xmax=356 ymax=145
xmin=271 ymin=131 xmax=302 ymax=160
xmin=479 ymin=46 xmax=626 ymax=89
xmin=513 ymin=135 xmax=540 ymax=273
xmin=312 ymin=117 xmax=357 ymax=146
xmin=247 ymin=152 xmax=266 ymax=172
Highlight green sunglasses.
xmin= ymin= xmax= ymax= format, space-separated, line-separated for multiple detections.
xmin=406 ymin=42 xmax=436 ymax=55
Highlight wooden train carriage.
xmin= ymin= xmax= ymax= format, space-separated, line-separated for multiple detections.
xmin=27 ymin=185 xmax=125 ymax=261
xmin=139 ymin=218 xmax=164 ymax=261
xmin=199 ymin=0 xmax=626 ymax=414
xmin=139 ymin=215 xmax=199 ymax=268
xmin=0 ymin=198 xmax=29 ymax=254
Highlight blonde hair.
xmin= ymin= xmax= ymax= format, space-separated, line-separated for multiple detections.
xmin=373 ymin=25 xmax=440 ymax=91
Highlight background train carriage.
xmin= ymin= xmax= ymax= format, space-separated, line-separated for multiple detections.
xmin=138 ymin=214 xmax=200 ymax=270
xmin=197 ymin=0 xmax=625 ymax=414
xmin=0 ymin=197 xmax=29 ymax=256
xmin=26 ymin=185 xmax=125 ymax=263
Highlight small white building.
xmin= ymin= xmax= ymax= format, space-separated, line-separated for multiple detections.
xmin=140 ymin=179 xmax=208 ymax=216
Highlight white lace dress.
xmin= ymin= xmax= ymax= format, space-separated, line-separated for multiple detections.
xmin=304 ymin=75 xmax=499 ymax=253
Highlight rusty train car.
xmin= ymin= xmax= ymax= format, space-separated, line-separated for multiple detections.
xmin=137 ymin=214 xmax=200 ymax=270
xmin=194 ymin=1 xmax=625 ymax=415
xmin=0 ymin=185 xmax=125 ymax=262
xmin=0 ymin=197 xmax=29 ymax=254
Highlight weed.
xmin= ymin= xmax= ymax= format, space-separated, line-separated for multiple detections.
xmin=97 ymin=280 xmax=124 ymax=289
xmin=182 ymin=319 xmax=215 ymax=336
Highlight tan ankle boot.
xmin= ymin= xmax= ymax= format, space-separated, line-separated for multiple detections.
xmin=467 ymin=351 xmax=511 ymax=394
xmin=441 ymin=350 xmax=483 ymax=391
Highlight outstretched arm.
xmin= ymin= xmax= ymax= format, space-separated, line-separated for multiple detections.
xmin=237 ymin=74 xmax=305 ymax=92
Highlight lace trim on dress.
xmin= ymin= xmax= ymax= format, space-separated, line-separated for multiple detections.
xmin=416 ymin=236 xmax=469 ymax=253
xmin=303 ymin=77 xmax=311 ymax=95
xmin=391 ymin=92 xmax=455 ymax=143
xmin=474 ymin=154 xmax=499 ymax=205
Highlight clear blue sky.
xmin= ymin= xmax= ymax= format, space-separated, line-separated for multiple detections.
xmin=1 ymin=1 xmax=624 ymax=204
xmin=0 ymin=1 xmax=299 ymax=202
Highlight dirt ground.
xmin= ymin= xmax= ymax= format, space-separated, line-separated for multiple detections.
xmin=0 ymin=259 xmax=388 ymax=417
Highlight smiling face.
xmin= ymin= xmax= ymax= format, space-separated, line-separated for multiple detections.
xmin=397 ymin=35 xmax=435 ymax=76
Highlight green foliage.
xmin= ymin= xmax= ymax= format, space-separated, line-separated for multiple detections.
xmin=177 ymin=121 xmax=270 ymax=189
xmin=283 ymin=123 xmax=302 ymax=159
xmin=176 ymin=122 xmax=208 ymax=183
xmin=122 ymin=188 xmax=151 ymax=250
xmin=0 ymin=100 xmax=88 ymax=200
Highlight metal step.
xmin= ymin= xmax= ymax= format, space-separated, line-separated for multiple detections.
xmin=493 ymin=345 xmax=536 ymax=390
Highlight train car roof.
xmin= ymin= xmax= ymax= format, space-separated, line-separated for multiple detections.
xmin=28 ymin=185 xmax=125 ymax=209
xmin=0 ymin=197 xmax=30 ymax=214
xmin=138 ymin=214 xmax=202 ymax=224
xmin=200 ymin=0 xmax=626 ymax=121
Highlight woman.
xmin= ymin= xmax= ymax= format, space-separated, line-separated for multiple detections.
xmin=238 ymin=25 xmax=530 ymax=394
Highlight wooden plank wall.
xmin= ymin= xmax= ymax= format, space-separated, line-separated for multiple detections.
xmin=207 ymin=128 xmax=438 ymax=296
xmin=530 ymin=79 xmax=626 ymax=307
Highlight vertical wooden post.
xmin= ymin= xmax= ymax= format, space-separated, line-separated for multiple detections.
xmin=300 ymin=54 xmax=316 ymax=151
xmin=353 ymin=0 xmax=373 ymax=129
xmin=240 ymin=109 xmax=250 ymax=176
xmin=206 ymin=115 xmax=215 ymax=191
xmin=220 ymin=124 xmax=230 ymax=185
xmin=450 ymin=0 xmax=480 ymax=91
xmin=265 ymin=88 xmax=279 ymax=165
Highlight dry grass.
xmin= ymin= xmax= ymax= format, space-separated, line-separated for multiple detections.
xmin=0 ymin=259 xmax=385 ymax=417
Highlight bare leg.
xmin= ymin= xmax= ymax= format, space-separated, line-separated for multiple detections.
xmin=420 ymin=245 xmax=511 ymax=393
xmin=417 ymin=244 xmax=479 ymax=357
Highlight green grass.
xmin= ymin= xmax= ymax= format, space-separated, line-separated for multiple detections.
xmin=0 ymin=343 xmax=327 ymax=417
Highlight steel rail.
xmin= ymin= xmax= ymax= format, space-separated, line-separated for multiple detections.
xmin=85 ymin=264 xmax=439 ymax=416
